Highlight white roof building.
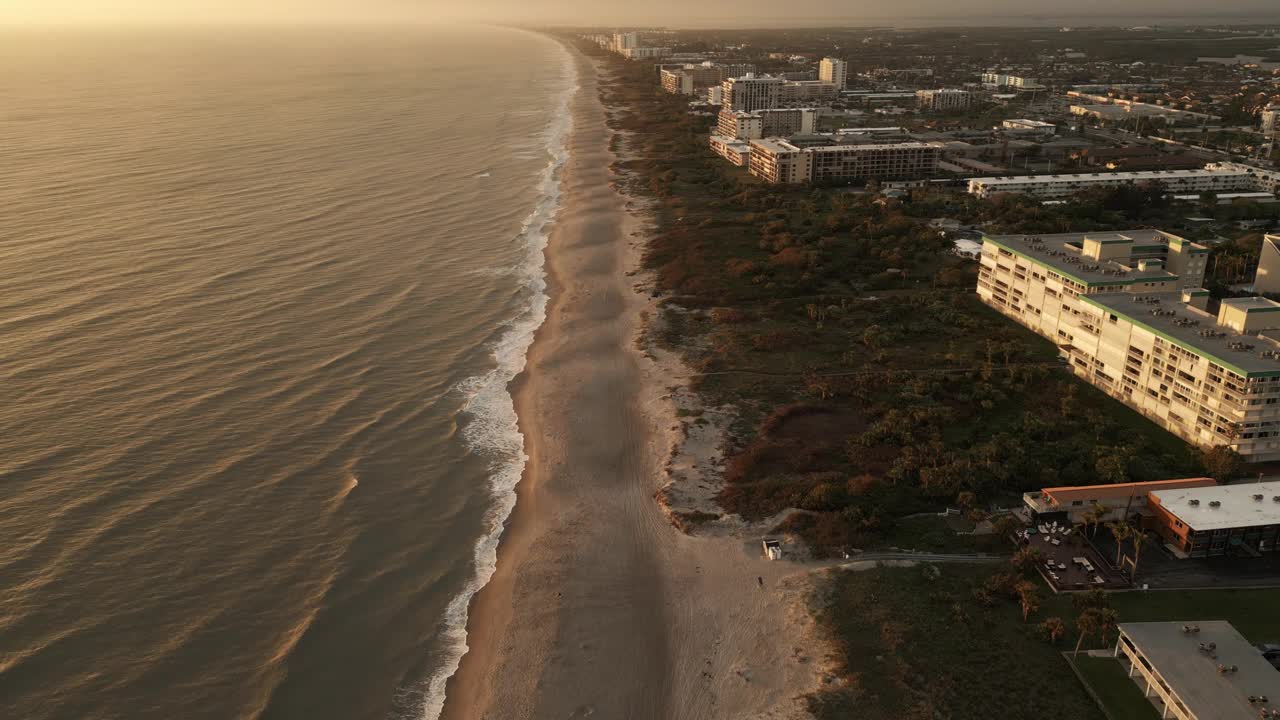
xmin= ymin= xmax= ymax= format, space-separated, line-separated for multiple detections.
xmin=1149 ymin=481 xmax=1280 ymax=532
xmin=1116 ymin=621 xmax=1280 ymax=720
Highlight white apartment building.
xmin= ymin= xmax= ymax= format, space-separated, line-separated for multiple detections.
xmin=967 ymin=166 xmax=1280 ymax=200
xmin=748 ymin=139 xmax=941 ymax=184
xmin=779 ymin=80 xmax=839 ymax=105
xmin=818 ymin=57 xmax=848 ymax=90
xmin=1252 ymin=234 xmax=1280 ymax=295
xmin=661 ymin=64 xmax=723 ymax=95
xmin=976 ymin=230 xmax=1280 ymax=461
xmin=722 ymin=75 xmax=785 ymax=112
xmin=708 ymin=135 xmax=752 ymax=166
xmin=916 ymin=89 xmax=975 ymax=112
xmin=716 ymin=108 xmax=815 ymax=140
xmin=1115 ymin=622 xmax=1280 ymax=720
xmin=659 ymin=62 xmax=754 ymax=95
xmin=748 ymin=139 xmax=813 ymax=183
xmin=982 ymin=72 xmax=1045 ymax=90
xmin=1001 ymin=118 xmax=1057 ymax=135
xmin=1264 ymin=105 xmax=1280 ymax=138
xmin=621 ymin=47 xmax=671 ymax=60
xmin=611 ymin=32 xmax=638 ymax=52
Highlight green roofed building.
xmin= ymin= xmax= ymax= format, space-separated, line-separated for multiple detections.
xmin=977 ymin=230 xmax=1280 ymax=461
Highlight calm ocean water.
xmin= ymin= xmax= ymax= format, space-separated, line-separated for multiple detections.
xmin=0 ymin=25 xmax=573 ymax=719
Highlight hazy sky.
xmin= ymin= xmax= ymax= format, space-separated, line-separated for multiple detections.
xmin=2 ymin=0 xmax=1279 ymax=26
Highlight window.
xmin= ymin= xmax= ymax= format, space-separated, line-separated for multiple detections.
xmin=1072 ymin=500 xmax=1083 ymax=506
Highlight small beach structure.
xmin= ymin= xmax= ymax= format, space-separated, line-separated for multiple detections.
xmin=761 ymin=538 xmax=782 ymax=561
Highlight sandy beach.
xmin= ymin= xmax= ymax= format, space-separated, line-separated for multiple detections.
xmin=441 ymin=43 xmax=824 ymax=720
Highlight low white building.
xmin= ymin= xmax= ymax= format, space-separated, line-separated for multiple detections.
xmin=916 ymin=89 xmax=974 ymax=112
xmin=1115 ymin=621 xmax=1280 ymax=720
xmin=1002 ymin=118 xmax=1057 ymax=135
xmin=968 ymin=166 xmax=1280 ymax=200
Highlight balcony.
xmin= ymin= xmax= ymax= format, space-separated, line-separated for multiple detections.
xmin=1023 ymin=491 xmax=1058 ymax=515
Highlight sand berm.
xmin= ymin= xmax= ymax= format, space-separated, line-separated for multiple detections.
xmin=440 ymin=41 xmax=828 ymax=720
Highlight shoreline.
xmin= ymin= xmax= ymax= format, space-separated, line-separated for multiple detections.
xmin=441 ymin=39 xmax=826 ymax=720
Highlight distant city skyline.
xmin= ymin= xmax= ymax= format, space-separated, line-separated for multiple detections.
xmin=5 ymin=0 xmax=1280 ymax=26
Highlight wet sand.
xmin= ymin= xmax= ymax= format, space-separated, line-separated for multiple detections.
xmin=441 ymin=45 xmax=822 ymax=720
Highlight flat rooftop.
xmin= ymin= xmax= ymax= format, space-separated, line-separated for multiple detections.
xmin=751 ymin=139 xmax=941 ymax=155
xmin=1042 ymin=477 xmax=1216 ymax=505
xmin=983 ymin=230 xmax=1187 ymax=287
xmin=1120 ymin=621 xmax=1280 ymax=720
xmin=971 ymin=167 xmax=1245 ymax=187
xmin=1082 ymin=294 xmax=1280 ymax=377
xmin=1151 ymin=481 xmax=1280 ymax=531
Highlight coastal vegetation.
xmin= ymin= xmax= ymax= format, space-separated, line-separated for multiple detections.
xmin=587 ymin=43 xmax=1213 ymax=554
xmin=809 ymin=563 xmax=1280 ymax=720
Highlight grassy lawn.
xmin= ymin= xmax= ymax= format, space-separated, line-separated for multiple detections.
xmin=1072 ymin=656 xmax=1161 ymax=720
xmin=1044 ymin=588 xmax=1280 ymax=644
xmin=811 ymin=564 xmax=1280 ymax=720
xmin=810 ymin=564 xmax=1105 ymax=720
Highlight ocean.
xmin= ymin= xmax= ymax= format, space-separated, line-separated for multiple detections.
xmin=0 ymin=25 xmax=574 ymax=720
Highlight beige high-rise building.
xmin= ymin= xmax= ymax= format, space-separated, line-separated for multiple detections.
xmin=976 ymin=230 xmax=1280 ymax=461
xmin=818 ymin=57 xmax=848 ymax=90
xmin=1262 ymin=105 xmax=1280 ymax=138
xmin=716 ymin=108 xmax=815 ymax=140
xmin=916 ymin=89 xmax=974 ymax=112
xmin=1253 ymin=234 xmax=1280 ymax=295
xmin=721 ymin=75 xmax=785 ymax=112
xmin=747 ymin=139 xmax=941 ymax=184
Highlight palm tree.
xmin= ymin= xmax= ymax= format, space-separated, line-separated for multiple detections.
xmin=1107 ymin=520 xmax=1134 ymax=567
xmin=1016 ymin=581 xmax=1040 ymax=622
xmin=1074 ymin=608 xmax=1105 ymax=657
xmin=1040 ymin=617 xmax=1067 ymax=644
xmin=1082 ymin=502 xmax=1107 ymax=538
xmin=1098 ymin=608 xmax=1120 ymax=648
xmin=1130 ymin=531 xmax=1151 ymax=576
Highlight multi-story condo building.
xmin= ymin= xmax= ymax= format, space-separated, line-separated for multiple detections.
xmin=621 ymin=47 xmax=671 ymax=60
xmin=818 ymin=57 xmax=848 ymax=90
xmin=748 ymin=139 xmax=812 ymax=183
xmin=660 ymin=62 xmax=757 ymax=95
xmin=1252 ymin=234 xmax=1280 ymax=294
xmin=661 ymin=64 xmax=723 ymax=95
xmin=916 ymin=89 xmax=975 ymax=111
xmin=982 ymin=72 xmax=1045 ymax=90
xmin=975 ymin=230 xmax=1280 ymax=462
xmin=1263 ymin=104 xmax=1280 ymax=138
xmin=967 ymin=166 xmax=1280 ymax=199
xmin=722 ymin=75 xmax=785 ymax=112
xmin=611 ymin=32 xmax=638 ymax=52
xmin=747 ymin=139 xmax=941 ymax=184
xmin=708 ymin=135 xmax=751 ymax=166
xmin=779 ymin=80 xmax=838 ymax=105
xmin=715 ymin=108 xmax=815 ymax=140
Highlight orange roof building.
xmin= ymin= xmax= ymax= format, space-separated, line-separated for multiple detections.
xmin=1024 ymin=477 xmax=1217 ymax=525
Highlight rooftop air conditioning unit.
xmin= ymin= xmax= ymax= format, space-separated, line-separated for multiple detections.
xmin=1209 ymin=501 xmax=1222 ymax=508
xmin=1189 ymin=499 xmax=1201 ymax=506
xmin=1255 ymin=494 xmax=1265 ymax=502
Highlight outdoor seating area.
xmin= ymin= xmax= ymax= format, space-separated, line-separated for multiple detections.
xmin=1021 ymin=521 xmax=1124 ymax=591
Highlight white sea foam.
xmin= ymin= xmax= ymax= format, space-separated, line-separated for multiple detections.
xmin=415 ymin=37 xmax=577 ymax=720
